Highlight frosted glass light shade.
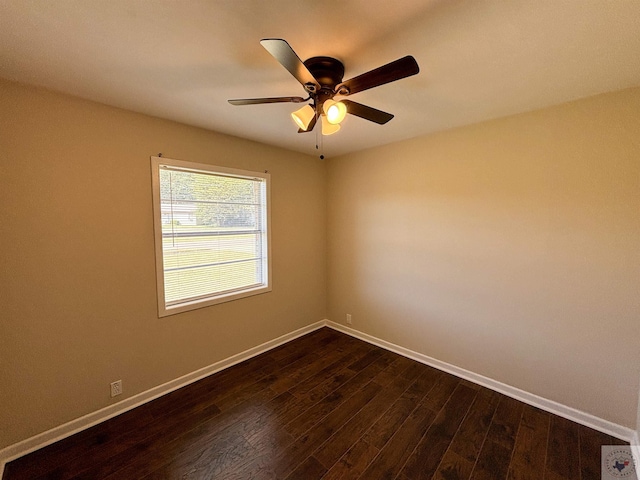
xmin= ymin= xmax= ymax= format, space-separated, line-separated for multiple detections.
xmin=321 ymin=115 xmax=341 ymax=135
xmin=291 ymin=105 xmax=315 ymax=131
xmin=323 ymin=100 xmax=347 ymax=125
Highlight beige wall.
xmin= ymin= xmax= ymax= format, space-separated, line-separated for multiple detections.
xmin=0 ymin=79 xmax=327 ymax=449
xmin=1 ymin=77 xmax=638 ymax=451
xmin=327 ymin=87 xmax=640 ymax=428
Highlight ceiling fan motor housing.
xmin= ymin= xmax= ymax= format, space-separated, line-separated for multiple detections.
xmin=304 ymin=56 xmax=346 ymax=109
xmin=304 ymin=56 xmax=345 ymax=88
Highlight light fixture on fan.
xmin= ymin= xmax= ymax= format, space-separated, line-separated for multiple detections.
xmin=321 ymin=114 xmax=341 ymax=135
xmin=323 ymin=99 xmax=347 ymax=125
xmin=291 ymin=101 xmax=346 ymax=135
xmin=291 ymin=105 xmax=315 ymax=131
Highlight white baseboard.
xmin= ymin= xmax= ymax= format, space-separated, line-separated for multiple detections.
xmin=1 ymin=318 xmax=635 ymax=477
xmin=632 ymin=431 xmax=640 ymax=473
xmin=0 ymin=321 xmax=326 ymax=474
xmin=326 ymin=321 xmax=636 ymax=443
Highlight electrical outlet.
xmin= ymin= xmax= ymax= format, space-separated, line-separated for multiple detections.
xmin=110 ymin=380 xmax=123 ymax=398
xmin=346 ymin=314 xmax=352 ymax=325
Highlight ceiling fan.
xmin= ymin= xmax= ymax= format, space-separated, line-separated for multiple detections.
xmin=229 ymin=38 xmax=420 ymax=136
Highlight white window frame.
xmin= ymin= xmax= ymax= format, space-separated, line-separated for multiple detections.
xmin=151 ymin=156 xmax=271 ymax=317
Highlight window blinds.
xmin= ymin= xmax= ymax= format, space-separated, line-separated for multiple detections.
xmin=158 ymin=165 xmax=268 ymax=307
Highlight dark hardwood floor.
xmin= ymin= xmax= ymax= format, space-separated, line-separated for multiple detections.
xmin=4 ymin=327 xmax=627 ymax=479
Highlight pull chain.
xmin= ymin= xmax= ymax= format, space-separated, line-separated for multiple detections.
xmin=315 ymin=120 xmax=324 ymax=159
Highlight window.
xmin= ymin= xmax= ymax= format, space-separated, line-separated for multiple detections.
xmin=151 ymin=156 xmax=271 ymax=317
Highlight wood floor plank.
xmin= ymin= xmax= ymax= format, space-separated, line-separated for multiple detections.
xmin=235 ymin=381 xmax=384 ymax=479
xmin=447 ymin=387 xmax=500 ymax=463
xmin=132 ymin=428 xmax=252 ymax=480
xmin=400 ymin=383 xmax=478 ymax=480
xmin=545 ymin=414 xmax=580 ymax=480
xmin=507 ymin=405 xmax=550 ymax=480
xmin=470 ymin=438 xmax=513 ymax=480
xmin=283 ymin=350 xmax=396 ymax=439
xmin=146 ymin=329 xmax=334 ymax=418
xmin=421 ymin=371 xmax=462 ymax=413
xmin=357 ymin=402 xmax=438 ymax=480
xmin=485 ymin=395 xmax=524 ymax=451
xmin=578 ymin=425 xmax=612 ymax=480
xmin=148 ymin=338 xmax=364 ymax=478
xmin=285 ymin=456 xmax=327 ymax=480
xmin=83 ymin=357 xmax=300 ymax=479
xmin=320 ymin=439 xmax=379 ymax=480
xmin=264 ymin=330 xmax=337 ymax=369
xmin=275 ymin=381 xmax=383 ymax=478
xmin=286 ymin=338 xmax=372 ymax=405
xmin=432 ymin=449 xmax=475 ymax=480
xmin=288 ymin=340 xmax=373 ymax=399
xmin=345 ymin=347 xmax=387 ymax=372
xmin=2 ymin=403 xmax=157 ymax=480
xmin=101 ymin=392 xmax=293 ymax=480
xmin=278 ymin=369 xmax=359 ymax=426
xmin=469 ymin=395 xmax=524 ymax=480
xmin=362 ymin=366 xmax=442 ymax=449
xmin=313 ymin=365 xmax=418 ymax=469
xmin=33 ymin=401 xmax=223 ymax=480
xmin=138 ymin=390 xmax=300 ymax=480
xmin=372 ymin=355 xmax=419 ymax=386
xmin=144 ymin=329 xmax=336 ymax=422
xmin=267 ymin=335 xmax=357 ymax=395
xmin=210 ymin=424 xmax=295 ymax=480
xmin=4 ymin=328 xmax=626 ymax=480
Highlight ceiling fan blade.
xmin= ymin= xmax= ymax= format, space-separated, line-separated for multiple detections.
xmin=260 ymin=38 xmax=321 ymax=92
xmin=336 ymin=56 xmax=419 ymax=96
xmin=298 ymin=113 xmax=318 ymax=133
xmin=228 ymin=96 xmax=306 ymax=106
xmin=342 ymin=100 xmax=394 ymax=124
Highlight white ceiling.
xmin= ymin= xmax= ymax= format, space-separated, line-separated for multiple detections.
xmin=1 ymin=0 xmax=640 ymax=158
